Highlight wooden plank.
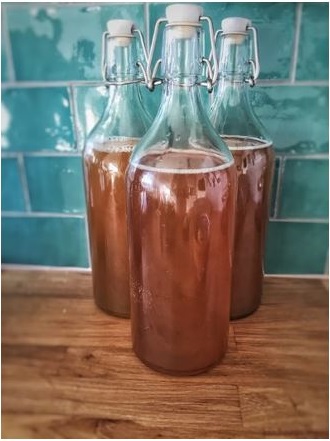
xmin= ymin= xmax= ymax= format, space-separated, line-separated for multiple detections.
xmin=1 ymin=270 xmax=328 ymax=438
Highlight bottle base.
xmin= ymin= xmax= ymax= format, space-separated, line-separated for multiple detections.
xmin=94 ymin=300 xmax=130 ymax=319
xmin=230 ymin=303 xmax=260 ymax=321
xmin=134 ymin=349 xmax=225 ymax=376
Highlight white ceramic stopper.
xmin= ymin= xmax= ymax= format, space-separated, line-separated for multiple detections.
xmin=221 ymin=17 xmax=251 ymax=44
xmin=166 ymin=4 xmax=203 ymax=24
xmin=221 ymin=17 xmax=251 ymax=34
xmin=107 ymin=19 xmax=134 ymax=46
xmin=166 ymin=4 xmax=203 ymax=38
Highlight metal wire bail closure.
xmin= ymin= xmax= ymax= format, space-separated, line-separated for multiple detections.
xmin=246 ymin=25 xmax=260 ymax=87
xmin=146 ymin=17 xmax=167 ymax=91
xmin=101 ymin=24 xmax=149 ymax=85
xmin=213 ymin=19 xmax=261 ymax=88
xmin=199 ymin=16 xmax=218 ymax=91
xmin=147 ymin=14 xmax=218 ymax=92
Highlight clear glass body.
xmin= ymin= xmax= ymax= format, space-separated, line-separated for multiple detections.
xmin=83 ymin=36 xmax=151 ymax=317
xmin=126 ymin=25 xmax=236 ymax=375
xmin=210 ymin=32 xmax=275 ymax=320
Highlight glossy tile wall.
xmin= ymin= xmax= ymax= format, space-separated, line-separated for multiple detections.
xmin=1 ymin=2 xmax=329 ymax=274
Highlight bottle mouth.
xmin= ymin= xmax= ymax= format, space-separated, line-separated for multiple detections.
xmin=165 ymin=22 xmax=201 ymax=28
xmin=166 ymin=23 xmax=201 ymax=39
xmin=107 ymin=35 xmax=135 ymax=46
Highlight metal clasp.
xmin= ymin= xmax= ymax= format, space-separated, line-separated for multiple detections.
xmin=146 ymin=17 xmax=167 ymax=91
xmin=210 ymin=24 xmax=260 ymax=87
xmin=246 ymin=25 xmax=260 ymax=87
xmin=199 ymin=16 xmax=218 ymax=92
xmin=146 ymin=15 xmax=218 ymax=92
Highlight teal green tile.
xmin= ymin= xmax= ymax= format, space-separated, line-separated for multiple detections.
xmin=25 ymin=156 xmax=85 ymax=213
xmin=279 ymin=159 xmax=329 ymax=219
xmin=1 ymin=45 xmax=8 ymax=82
xmin=1 ymin=87 xmax=75 ymax=152
xmin=2 ymin=216 xmax=89 ymax=267
xmin=7 ymin=4 xmax=145 ymax=81
xmin=297 ymin=3 xmax=329 ymax=81
xmin=252 ymin=86 xmax=329 ymax=155
xmin=149 ymin=3 xmax=295 ymax=80
xmin=265 ymin=221 xmax=329 ymax=274
xmin=1 ymin=157 xmax=25 ymax=211
xmin=1 ymin=11 xmax=9 ymax=82
xmin=270 ymin=157 xmax=280 ymax=218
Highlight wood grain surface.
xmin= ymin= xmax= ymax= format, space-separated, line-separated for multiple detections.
xmin=2 ymin=270 xmax=329 ymax=439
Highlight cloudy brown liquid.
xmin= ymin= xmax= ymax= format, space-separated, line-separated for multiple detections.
xmin=225 ymin=136 xmax=275 ymax=319
xmin=84 ymin=139 xmax=137 ymax=317
xmin=127 ymin=150 xmax=236 ymax=375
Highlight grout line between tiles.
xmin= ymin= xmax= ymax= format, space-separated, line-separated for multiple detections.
xmin=68 ymin=85 xmax=81 ymax=150
xmin=1 ymin=5 xmax=16 ymax=81
xmin=290 ymin=2 xmax=303 ymax=83
xmin=273 ymin=157 xmax=285 ymax=218
xmin=2 ymin=152 xmax=327 ymax=160
xmin=1 ymin=151 xmax=19 ymax=158
xmin=2 ymin=80 xmax=329 ymax=90
xmin=258 ymin=80 xmax=329 ymax=87
xmin=1 ymin=211 xmax=85 ymax=218
xmin=16 ymin=154 xmax=32 ymax=212
xmin=2 ymin=211 xmax=327 ymax=223
xmin=1 ymin=80 xmax=106 ymax=89
xmin=273 ymin=157 xmax=284 ymax=218
xmin=2 ymin=151 xmax=83 ymax=158
xmin=277 ymin=154 xmax=329 ymax=160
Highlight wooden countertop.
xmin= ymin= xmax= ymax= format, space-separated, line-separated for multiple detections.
xmin=2 ymin=269 xmax=328 ymax=439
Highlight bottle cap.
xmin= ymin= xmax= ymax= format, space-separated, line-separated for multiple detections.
xmin=166 ymin=4 xmax=203 ymax=25
xmin=221 ymin=17 xmax=251 ymax=35
xmin=166 ymin=4 xmax=203 ymax=38
xmin=107 ymin=19 xmax=134 ymax=37
xmin=106 ymin=19 xmax=134 ymax=46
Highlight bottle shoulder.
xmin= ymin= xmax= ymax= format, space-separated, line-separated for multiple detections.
xmin=83 ymin=137 xmax=138 ymax=158
xmin=85 ymin=86 xmax=151 ymax=143
xmin=129 ymin=88 xmax=234 ymax=170
xmin=210 ymin=86 xmax=273 ymax=144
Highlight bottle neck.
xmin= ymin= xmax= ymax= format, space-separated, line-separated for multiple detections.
xmin=157 ymin=26 xmax=205 ymax=141
xmin=218 ymin=33 xmax=250 ymax=82
xmin=213 ymin=33 xmax=251 ymax=109
xmin=105 ymin=37 xmax=139 ymax=82
xmin=210 ymin=34 xmax=270 ymax=142
xmin=162 ymin=25 xmax=202 ymax=86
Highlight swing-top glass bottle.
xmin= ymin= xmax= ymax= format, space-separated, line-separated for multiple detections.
xmin=210 ymin=17 xmax=275 ymax=319
xmin=126 ymin=5 xmax=237 ymax=375
xmin=84 ymin=20 xmax=151 ymax=317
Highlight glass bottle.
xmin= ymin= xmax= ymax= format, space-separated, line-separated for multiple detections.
xmin=210 ymin=17 xmax=275 ymax=320
xmin=83 ymin=20 xmax=151 ymax=317
xmin=126 ymin=5 xmax=236 ymax=375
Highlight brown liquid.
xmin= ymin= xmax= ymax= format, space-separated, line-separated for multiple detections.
xmin=226 ymin=137 xmax=275 ymax=319
xmin=126 ymin=150 xmax=236 ymax=375
xmin=84 ymin=139 xmax=138 ymax=317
